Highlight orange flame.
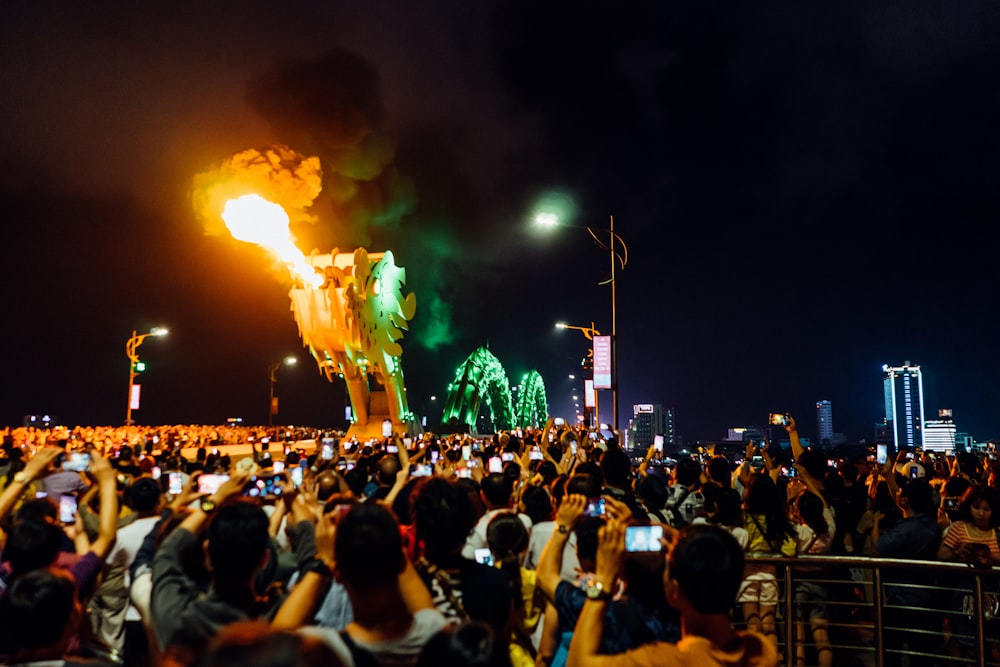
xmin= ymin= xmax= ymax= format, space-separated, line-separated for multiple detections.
xmin=221 ymin=194 xmax=323 ymax=288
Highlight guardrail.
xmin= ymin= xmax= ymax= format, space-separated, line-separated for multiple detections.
xmin=739 ymin=554 xmax=1000 ymax=667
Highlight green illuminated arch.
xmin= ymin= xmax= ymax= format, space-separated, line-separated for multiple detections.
xmin=514 ymin=370 xmax=548 ymax=428
xmin=441 ymin=347 xmax=514 ymax=432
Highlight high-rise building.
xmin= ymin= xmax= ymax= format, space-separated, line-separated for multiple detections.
xmin=815 ymin=400 xmax=833 ymax=445
xmin=882 ymin=362 xmax=925 ymax=452
xmin=924 ymin=408 xmax=957 ymax=452
xmin=628 ymin=403 xmax=673 ymax=450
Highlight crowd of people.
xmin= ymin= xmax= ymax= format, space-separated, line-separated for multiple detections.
xmin=0 ymin=416 xmax=997 ymax=667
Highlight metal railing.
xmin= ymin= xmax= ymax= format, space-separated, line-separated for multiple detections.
xmin=737 ymin=554 xmax=1000 ymax=667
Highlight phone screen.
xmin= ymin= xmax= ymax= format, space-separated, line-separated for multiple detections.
xmin=462 ymin=445 xmax=472 ymax=460
xmin=501 ymin=452 xmax=514 ymax=462
xmin=456 ymin=467 xmax=472 ymax=478
xmin=625 ymin=525 xmax=663 ymax=552
xmin=382 ymin=420 xmax=393 ymax=438
xmin=386 ymin=444 xmax=399 ymax=454
xmin=910 ymin=466 xmax=919 ymax=479
xmin=272 ymin=461 xmax=285 ymax=473
xmin=290 ymin=466 xmax=303 ymax=487
xmin=321 ymin=440 xmax=334 ymax=460
xmin=151 ymin=466 xmax=162 ymax=480
xmin=653 ymin=435 xmax=664 ymax=452
xmin=168 ymin=472 xmax=183 ymax=495
xmin=488 ymin=457 xmax=503 ymax=473
xmin=585 ymin=497 xmax=606 ymax=517
xmin=876 ymin=444 xmax=888 ymax=465
xmin=571 ymin=442 xmax=578 ymax=455
xmin=59 ymin=495 xmax=77 ymax=523
xmin=197 ymin=474 xmax=230 ymax=495
xmin=431 ymin=450 xmax=440 ymax=463
xmin=473 ymin=548 xmax=494 ymax=566
xmin=62 ymin=452 xmax=91 ymax=472
xmin=411 ymin=464 xmax=433 ymax=477
xmin=244 ymin=475 xmax=283 ymax=498
xmin=529 ymin=448 xmax=543 ymax=461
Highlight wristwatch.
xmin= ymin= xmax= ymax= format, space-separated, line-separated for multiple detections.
xmin=557 ymin=523 xmax=571 ymax=534
xmin=12 ymin=471 xmax=30 ymax=485
xmin=301 ymin=557 xmax=334 ymax=579
xmin=584 ymin=578 xmax=612 ymax=602
xmin=199 ymin=498 xmax=217 ymax=513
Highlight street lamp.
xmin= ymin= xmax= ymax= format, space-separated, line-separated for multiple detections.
xmin=125 ymin=327 xmax=168 ymax=425
xmin=541 ymin=215 xmax=628 ymax=430
xmin=268 ymin=356 xmax=297 ymax=426
xmin=555 ymin=321 xmax=602 ymax=428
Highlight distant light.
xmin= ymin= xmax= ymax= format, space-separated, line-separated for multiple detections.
xmin=150 ymin=327 xmax=168 ymax=336
xmin=535 ymin=212 xmax=559 ymax=227
xmin=284 ymin=356 xmax=297 ymax=366
xmin=430 ymin=395 xmax=437 ymax=401
xmin=568 ymin=374 xmax=575 ymax=379
xmin=572 ymin=396 xmax=578 ymax=401
xmin=555 ymin=322 xmax=568 ymax=330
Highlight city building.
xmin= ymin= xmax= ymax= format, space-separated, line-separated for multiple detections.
xmin=628 ymin=403 xmax=673 ymax=450
xmin=882 ymin=362 xmax=926 ymax=452
xmin=924 ymin=409 xmax=957 ymax=452
xmin=816 ymin=400 xmax=833 ymax=445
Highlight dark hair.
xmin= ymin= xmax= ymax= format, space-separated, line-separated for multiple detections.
xmin=636 ymin=474 xmax=668 ymax=511
xmin=795 ymin=492 xmax=828 ymax=536
xmin=129 ymin=477 xmax=162 ymax=513
xmin=411 ymin=477 xmax=478 ymax=556
xmin=196 ymin=620 xmax=339 ymax=667
xmin=14 ymin=497 xmax=58 ymax=524
xmin=668 ymin=526 xmax=745 ymax=614
xmin=574 ymin=462 xmax=604 ymax=487
xmin=675 ymin=458 xmax=702 ymax=487
xmin=335 ymin=502 xmax=404 ymax=590
xmin=899 ymin=478 xmax=935 ymax=516
xmin=955 ymin=485 xmax=998 ymax=527
xmin=417 ymin=622 xmax=507 ymax=667
xmin=0 ymin=568 xmax=77 ymax=651
xmin=4 ymin=519 xmax=63 ymax=575
xmin=600 ymin=448 xmax=632 ymax=487
xmin=743 ymin=473 xmax=794 ymax=546
xmin=377 ymin=455 xmax=401 ymax=486
xmin=944 ymin=476 xmax=973 ymax=500
xmin=713 ymin=487 xmax=744 ymax=528
xmin=566 ymin=473 xmax=601 ymax=501
xmin=574 ymin=516 xmax=605 ymax=564
xmin=208 ymin=501 xmax=271 ymax=582
xmin=796 ymin=449 xmax=827 ymax=480
xmin=536 ymin=461 xmax=559 ymax=486
xmin=486 ymin=513 xmax=528 ymax=612
xmin=520 ymin=485 xmax=553 ymax=525
xmin=480 ymin=474 xmax=511 ymax=508
xmin=3 ymin=458 xmax=26 ymax=489
xmin=706 ymin=456 xmax=732 ymax=487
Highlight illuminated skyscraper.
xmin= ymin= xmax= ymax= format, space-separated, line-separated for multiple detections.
xmin=882 ymin=362 xmax=925 ymax=452
xmin=816 ymin=400 xmax=833 ymax=445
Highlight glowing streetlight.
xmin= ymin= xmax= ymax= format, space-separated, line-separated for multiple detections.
xmin=268 ymin=356 xmax=298 ymax=426
xmin=125 ymin=327 xmax=168 ymax=425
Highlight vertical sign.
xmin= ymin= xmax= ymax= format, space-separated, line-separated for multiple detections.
xmin=593 ymin=335 xmax=612 ymax=389
xmin=130 ymin=384 xmax=142 ymax=411
xmin=270 ymin=397 xmax=279 ymax=415
xmin=584 ymin=379 xmax=596 ymax=408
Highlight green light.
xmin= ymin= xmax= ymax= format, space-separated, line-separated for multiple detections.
xmin=531 ymin=190 xmax=578 ymax=229
xmin=134 ymin=361 xmax=146 ymax=372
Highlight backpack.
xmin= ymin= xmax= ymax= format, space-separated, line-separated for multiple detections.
xmin=667 ymin=487 xmax=693 ymax=528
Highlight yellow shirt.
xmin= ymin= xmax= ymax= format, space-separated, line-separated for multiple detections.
xmin=599 ymin=632 xmax=778 ymax=667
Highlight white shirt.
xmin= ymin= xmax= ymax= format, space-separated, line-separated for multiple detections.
xmin=461 ymin=509 xmax=532 ymax=561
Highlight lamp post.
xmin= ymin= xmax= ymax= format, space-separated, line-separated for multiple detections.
xmin=538 ymin=215 xmax=627 ymax=431
xmin=268 ymin=356 xmax=297 ymax=426
xmin=125 ymin=327 xmax=168 ymax=425
xmin=555 ymin=322 xmax=601 ymax=428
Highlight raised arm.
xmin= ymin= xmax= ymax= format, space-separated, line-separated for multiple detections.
xmin=87 ymin=452 xmax=120 ymax=559
xmin=784 ymin=417 xmax=805 ymax=464
xmin=537 ymin=494 xmax=585 ymax=602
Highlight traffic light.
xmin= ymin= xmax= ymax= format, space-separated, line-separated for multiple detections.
xmin=134 ymin=361 xmax=146 ymax=373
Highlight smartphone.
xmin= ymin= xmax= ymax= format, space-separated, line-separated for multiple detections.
xmin=625 ymin=525 xmax=663 ymax=552
xmin=244 ymin=474 xmax=283 ymax=498
xmin=571 ymin=441 xmax=578 ymax=455
xmin=403 ymin=437 xmax=413 ymax=448
xmin=554 ymin=417 xmax=565 ymax=426
xmin=168 ymin=472 xmax=183 ymax=495
xmin=151 ymin=466 xmax=162 ymax=480
xmin=462 ymin=444 xmax=472 ymax=461
xmin=943 ymin=497 xmax=959 ymax=511
xmin=945 ymin=449 xmax=954 ymax=457
xmin=197 ymin=474 xmax=230 ymax=495
xmin=411 ymin=463 xmax=434 ymax=477
xmin=876 ymin=444 xmax=888 ymax=465
xmin=321 ymin=439 xmax=335 ymax=460
xmin=473 ymin=548 xmax=494 ymax=566
xmin=501 ymin=452 xmax=515 ymax=462
xmin=589 ymin=432 xmax=598 ymax=440
xmin=653 ymin=435 xmax=664 ymax=452
xmin=431 ymin=450 xmax=440 ymax=464
xmin=386 ymin=444 xmax=399 ymax=454
xmin=456 ymin=467 xmax=472 ymax=479
xmin=272 ymin=461 xmax=285 ymax=473
xmin=62 ymin=452 xmax=91 ymax=472
xmin=769 ymin=413 xmax=789 ymax=426
xmin=290 ymin=466 xmax=303 ymax=487
xmin=382 ymin=420 xmax=393 ymax=438
xmin=488 ymin=457 xmax=503 ymax=473
xmin=785 ymin=466 xmax=797 ymax=478
xmin=585 ymin=497 xmax=606 ymax=517
xmin=529 ymin=447 xmax=543 ymax=461
xmin=910 ymin=466 xmax=919 ymax=479
xmin=59 ymin=495 xmax=77 ymax=523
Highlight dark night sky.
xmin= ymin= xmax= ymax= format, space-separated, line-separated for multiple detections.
xmin=2 ymin=1 xmax=1000 ymax=444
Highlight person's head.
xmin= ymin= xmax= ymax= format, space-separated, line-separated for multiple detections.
xmin=713 ymin=487 xmax=744 ymax=528
xmin=795 ymin=491 xmax=828 ymax=536
xmin=663 ymin=525 xmax=745 ymax=615
xmin=520 ymin=485 xmax=554 ymax=524
xmin=0 ymin=568 xmax=83 ymax=658
xmin=335 ymin=502 xmax=404 ymax=591
xmin=536 ymin=460 xmax=558 ymax=486
xmin=566 ymin=473 xmax=601 ymax=501
xmin=479 ymin=474 xmax=511 ymax=509
xmin=600 ymin=448 xmax=632 ymax=488
xmin=574 ymin=516 xmax=605 ymax=571
xmin=377 ymin=455 xmax=401 ymax=486
xmin=796 ymin=449 xmax=827 ymax=480
xmin=208 ymin=501 xmax=271 ymax=585
xmin=574 ymin=462 xmax=604 ymax=487
xmin=14 ymin=497 xmax=58 ymax=524
xmin=486 ymin=512 xmax=529 ymax=611
xmin=955 ymin=485 xmax=998 ymax=529
xmin=196 ymin=620 xmax=340 ymax=667
xmin=706 ymin=456 xmax=732 ymax=487
xmin=129 ymin=476 xmax=163 ymax=515
xmin=636 ymin=474 xmax=668 ymax=511
xmin=897 ymin=478 xmax=935 ymax=516
xmin=417 ymin=622 xmax=507 ymax=667
xmin=314 ymin=471 xmax=340 ymax=502
xmin=4 ymin=519 xmax=63 ymax=576
xmin=674 ymin=458 xmax=702 ymax=488
xmin=411 ymin=477 xmax=478 ymax=557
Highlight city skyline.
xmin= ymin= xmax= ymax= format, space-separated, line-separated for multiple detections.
xmin=3 ymin=3 xmax=1000 ymax=440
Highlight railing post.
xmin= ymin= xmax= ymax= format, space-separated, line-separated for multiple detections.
xmin=873 ymin=565 xmax=884 ymax=667
xmin=784 ymin=562 xmax=795 ymax=667
xmin=974 ymin=573 xmax=985 ymax=667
